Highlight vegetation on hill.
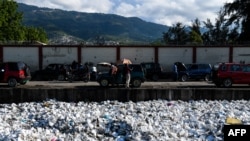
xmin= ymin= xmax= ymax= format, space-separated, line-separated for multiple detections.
xmin=18 ymin=3 xmax=169 ymax=45
xmin=1 ymin=0 xmax=249 ymax=45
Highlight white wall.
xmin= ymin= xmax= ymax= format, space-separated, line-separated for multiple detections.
xmin=42 ymin=47 xmax=77 ymax=69
xmin=158 ymin=47 xmax=192 ymax=71
xmin=82 ymin=47 xmax=116 ymax=65
xmin=120 ymin=47 xmax=154 ymax=64
xmin=233 ymin=47 xmax=250 ymax=63
xmin=2 ymin=45 xmax=250 ymax=72
xmin=196 ymin=47 xmax=229 ymax=65
xmin=3 ymin=47 xmax=39 ymax=71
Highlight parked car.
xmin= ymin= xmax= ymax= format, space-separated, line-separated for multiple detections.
xmin=185 ymin=63 xmax=212 ymax=81
xmin=32 ymin=64 xmax=68 ymax=81
xmin=88 ymin=63 xmax=97 ymax=81
xmin=96 ymin=62 xmax=112 ymax=73
xmin=0 ymin=62 xmax=31 ymax=87
xmin=211 ymin=62 xmax=250 ymax=87
xmin=97 ymin=64 xmax=146 ymax=88
xmin=173 ymin=62 xmax=189 ymax=82
xmin=140 ymin=62 xmax=163 ymax=81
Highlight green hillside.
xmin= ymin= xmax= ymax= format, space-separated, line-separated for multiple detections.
xmin=18 ymin=3 xmax=169 ymax=45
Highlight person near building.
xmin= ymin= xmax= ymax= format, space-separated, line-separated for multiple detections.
xmin=110 ymin=63 xmax=118 ymax=85
xmin=71 ymin=60 xmax=79 ymax=74
xmin=124 ymin=64 xmax=133 ymax=88
xmin=172 ymin=63 xmax=178 ymax=81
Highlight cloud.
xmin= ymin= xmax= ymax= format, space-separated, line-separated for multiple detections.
xmin=16 ymin=0 xmax=233 ymax=26
xmin=16 ymin=0 xmax=114 ymax=13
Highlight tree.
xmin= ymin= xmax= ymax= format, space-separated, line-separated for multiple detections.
xmin=222 ymin=0 xmax=250 ymax=43
xmin=202 ymin=11 xmax=239 ymax=45
xmin=0 ymin=0 xmax=48 ymax=44
xmin=0 ymin=0 xmax=24 ymax=43
xmin=25 ymin=27 xmax=48 ymax=43
xmin=189 ymin=18 xmax=203 ymax=45
xmin=163 ymin=22 xmax=188 ymax=45
xmin=191 ymin=18 xmax=202 ymax=36
xmin=189 ymin=30 xmax=203 ymax=45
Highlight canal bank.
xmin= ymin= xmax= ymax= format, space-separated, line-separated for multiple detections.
xmin=1 ymin=87 xmax=250 ymax=103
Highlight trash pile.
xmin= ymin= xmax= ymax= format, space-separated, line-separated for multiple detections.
xmin=0 ymin=100 xmax=249 ymax=141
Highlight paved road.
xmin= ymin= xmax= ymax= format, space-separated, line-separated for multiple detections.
xmin=6 ymin=80 xmax=215 ymax=88
xmin=1 ymin=80 xmax=250 ymax=89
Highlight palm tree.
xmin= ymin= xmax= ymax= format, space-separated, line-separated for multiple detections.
xmin=163 ymin=22 xmax=188 ymax=45
xmin=191 ymin=18 xmax=202 ymax=36
xmin=222 ymin=0 xmax=250 ymax=43
xmin=202 ymin=10 xmax=239 ymax=45
xmin=189 ymin=18 xmax=203 ymax=45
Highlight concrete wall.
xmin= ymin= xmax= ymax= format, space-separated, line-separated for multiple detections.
xmin=120 ymin=47 xmax=155 ymax=64
xmin=196 ymin=47 xmax=229 ymax=65
xmin=1 ymin=45 xmax=250 ymax=72
xmin=82 ymin=47 xmax=116 ymax=64
xmin=42 ymin=47 xmax=77 ymax=68
xmin=3 ymin=47 xmax=39 ymax=71
xmin=233 ymin=47 xmax=250 ymax=63
xmin=1 ymin=87 xmax=250 ymax=103
xmin=158 ymin=47 xmax=193 ymax=71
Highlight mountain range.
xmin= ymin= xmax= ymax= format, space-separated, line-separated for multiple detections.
xmin=17 ymin=3 xmax=169 ymax=45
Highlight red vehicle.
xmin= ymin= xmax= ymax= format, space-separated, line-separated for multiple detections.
xmin=211 ymin=63 xmax=250 ymax=87
xmin=0 ymin=62 xmax=31 ymax=87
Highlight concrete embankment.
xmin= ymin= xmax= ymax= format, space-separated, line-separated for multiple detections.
xmin=1 ymin=87 xmax=250 ymax=103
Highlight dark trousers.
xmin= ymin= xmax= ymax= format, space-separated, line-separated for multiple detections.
xmin=172 ymin=72 xmax=178 ymax=81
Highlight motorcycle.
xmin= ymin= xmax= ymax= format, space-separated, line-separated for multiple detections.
xmin=67 ymin=68 xmax=90 ymax=82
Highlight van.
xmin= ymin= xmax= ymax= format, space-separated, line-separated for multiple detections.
xmin=0 ymin=62 xmax=31 ymax=87
xmin=186 ymin=63 xmax=212 ymax=81
xmin=211 ymin=63 xmax=250 ymax=87
xmin=140 ymin=62 xmax=163 ymax=81
xmin=97 ymin=64 xmax=146 ymax=88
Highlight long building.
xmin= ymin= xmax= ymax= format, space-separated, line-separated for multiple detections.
xmin=1 ymin=45 xmax=249 ymax=72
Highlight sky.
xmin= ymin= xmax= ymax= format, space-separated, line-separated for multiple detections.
xmin=16 ymin=0 xmax=233 ymax=26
